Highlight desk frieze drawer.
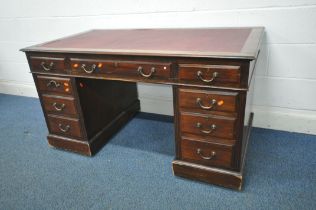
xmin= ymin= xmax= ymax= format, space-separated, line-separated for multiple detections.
xmin=29 ymin=56 xmax=66 ymax=73
xmin=36 ymin=75 xmax=73 ymax=95
xmin=69 ymin=58 xmax=172 ymax=79
xmin=178 ymin=88 xmax=238 ymax=113
xmin=180 ymin=138 xmax=234 ymax=169
xmin=41 ymin=94 xmax=78 ymax=117
xmin=180 ymin=112 xmax=236 ymax=140
xmin=47 ymin=115 xmax=83 ymax=139
xmin=178 ymin=64 xmax=241 ymax=87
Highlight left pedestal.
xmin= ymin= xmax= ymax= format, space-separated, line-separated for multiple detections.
xmin=33 ymin=74 xmax=140 ymax=156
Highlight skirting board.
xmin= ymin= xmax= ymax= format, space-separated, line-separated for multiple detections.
xmin=0 ymin=80 xmax=38 ymax=97
xmin=252 ymin=105 xmax=316 ymax=135
xmin=1 ymin=80 xmax=315 ymax=135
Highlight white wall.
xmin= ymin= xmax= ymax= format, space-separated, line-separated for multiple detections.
xmin=0 ymin=0 xmax=316 ymax=134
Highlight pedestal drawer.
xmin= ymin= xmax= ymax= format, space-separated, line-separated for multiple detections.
xmin=181 ymin=138 xmax=234 ymax=169
xmin=29 ymin=56 xmax=65 ymax=73
xmin=42 ymin=94 xmax=78 ymax=117
xmin=178 ymin=64 xmax=240 ymax=87
xmin=47 ymin=115 xmax=83 ymax=139
xmin=36 ymin=75 xmax=73 ymax=95
xmin=180 ymin=112 xmax=236 ymax=140
xmin=178 ymin=88 xmax=238 ymax=113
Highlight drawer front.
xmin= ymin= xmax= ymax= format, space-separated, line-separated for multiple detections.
xmin=181 ymin=138 xmax=234 ymax=168
xmin=42 ymin=94 xmax=78 ymax=116
xmin=178 ymin=64 xmax=240 ymax=86
xmin=36 ymin=76 xmax=72 ymax=95
xmin=70 ymin=58 xmax=171 ymax=79
xmin=47 ymin=115 xmax=83 ymax=139
xmin=178 ymin=88 xmax=238 ymax=113
xmin=29 ymin=56 xmax=65 ymax=73
xmin=180 ymin=112 xmax=236 ymax=139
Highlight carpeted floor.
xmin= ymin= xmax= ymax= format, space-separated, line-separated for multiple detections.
xmin=0 ymin=93 xmax=315 ymax=210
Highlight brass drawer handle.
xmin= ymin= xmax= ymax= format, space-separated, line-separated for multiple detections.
xmin=138 ymin=66 xmax=155 ymax=78
xmin=41 ymin=61 xmax=54 ymax=71
xmin=81 ymin=64 xmax=96 ymax=73
xmin=46 ymin=80 xmax=60 ymax=88
xmin=197 ymin=71 xmax=218 ymax=83
xmin=197 ymin=148 xmax=216 ymax=160
xmin=196 ymin=123 xmax=216 ymax=134
xmin=196 ymin=98 xmax=217 ymax=110
xmin=58 ymin=124 xmax=70 ymax=132
xmin=52 ymin=102 xmax=65 ymax=111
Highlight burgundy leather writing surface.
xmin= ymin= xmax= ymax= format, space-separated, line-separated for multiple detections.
xmin=22 ymin=28 xmax=264 ymax=59
xmin=42 ymin=29 xmax=249 ymax=52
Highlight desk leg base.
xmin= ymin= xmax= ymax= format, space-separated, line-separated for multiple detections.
xmin=48 ymin=135 xmax=92 ymax=155
xmin=47 ymin=100 xmax=140 ymax=156
xmin=172 ymin=161 xmax=243 ymax=190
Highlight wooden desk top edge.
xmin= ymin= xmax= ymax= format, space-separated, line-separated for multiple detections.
xmin=21 ymin=27 xmax=264 ymax=60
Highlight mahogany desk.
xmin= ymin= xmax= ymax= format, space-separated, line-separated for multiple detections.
xmin=22 ymin=28 xmax=264 ymax=190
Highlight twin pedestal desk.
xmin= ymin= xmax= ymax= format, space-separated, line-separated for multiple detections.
xmin=22 ymin=28 xmax=264 ymax=190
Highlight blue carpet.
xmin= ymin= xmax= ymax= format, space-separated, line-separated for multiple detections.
xmin=0 ymin=93 xmax=315 ymax=210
